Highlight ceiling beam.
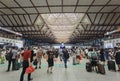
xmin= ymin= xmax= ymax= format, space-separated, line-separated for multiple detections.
xmin=0 ymin=5 xmax=120 ymax=9
xmin=0 ymin=11 xmax=120 ymax=16
xmin=1 ymin=12 xmax=120 ymax=16
xmin=77 ymin=34 xmax=103 ymax=36
xmin=80 ymin=24 xmax=120 ymax=26
xmin=74 ymin=0 xmax=80 ymax=12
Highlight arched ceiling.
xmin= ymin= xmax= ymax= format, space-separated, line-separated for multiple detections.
xmin=0 ymin=0 xmax=120 ymax=43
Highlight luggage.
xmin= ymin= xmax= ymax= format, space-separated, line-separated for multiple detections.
xmin=107 ymin=60 xmax=116 ymax=71
xmin=98 ymin=64 xmax=106 ymax=74
xmin=33 ymin=59 xmax=38 ymax=65
xmin=73 ymin=56 xmax=76 ymax=65
xmin=86 ymin=62 xmax=92 ymax=72
xmin=0 ymin=56 xmax=5 ymax=64
xmin=14 ymin=60 xmax=21 ymax=70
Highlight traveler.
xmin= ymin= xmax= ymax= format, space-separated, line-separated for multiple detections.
xmin=31 ymin=48 xmax=34 ymax=63
xmin=88 ymin=48 xmax=98 ymax=71
xmin=46 ymin=48 xmax=55 ymax=73
xmin=35 ymin=48 xmax=44 ymax=69
xmin=11 ymin=46 xmax=18 ymax=70
xmin=20 ymin=47 xmax=33 ymax=81
xmin=105 ymin=49 xmax=110 ymax=60
xmin=115 ymin=47 xmax=120 ymax=71
xmin=100 ymin=49 xmax=105 ymax=65
xmin=76 ymin=47 xmax=81 ymax=64
xmin=6 ymin=48 xmax=12 ymax=72
xmin=62 ymin=48 xmax=69 ymax=68
xmin=58 ymin=48 xmax=63 ymax=61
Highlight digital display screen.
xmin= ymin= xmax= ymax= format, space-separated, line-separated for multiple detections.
xmin=15 ymin=43 xmax=23 ymax=48
xmin=104 ymin=43 xmax=114 ymax=48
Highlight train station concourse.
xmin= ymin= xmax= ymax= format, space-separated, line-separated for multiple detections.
xmin=0 ymin=0 xmax=120 ymax=81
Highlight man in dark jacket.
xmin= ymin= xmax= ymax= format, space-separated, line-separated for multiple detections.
xmin=115 ymin=47 xmax=120 ymax=71
xmin=62 ymin=48 xmax=69 ymax=68
xmin=6 ymin=48 xmax=13 ymax=72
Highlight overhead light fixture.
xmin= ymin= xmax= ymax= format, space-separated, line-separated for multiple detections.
xmin=0 ymin=27 xmax=22 ymax=36
xmin=104 ymin=27 xmax=120 ymax=36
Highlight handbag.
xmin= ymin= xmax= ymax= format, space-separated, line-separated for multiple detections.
xmin=5 ymin=54 xmax=9 ymax=60
xmin=25 ymin=66 xmax=35 ymax=74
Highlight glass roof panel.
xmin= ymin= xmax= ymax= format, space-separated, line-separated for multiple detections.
xmin=40 ymin=13 xmax=89 ymax=43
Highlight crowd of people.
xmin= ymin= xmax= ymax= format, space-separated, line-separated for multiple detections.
xmin=0 ymin=46 xmax=120 ymax=81
xmin=0 ymin=46 xmax=71 ymax=81
xmin=84 ymin=47 xmax=120 ymax=73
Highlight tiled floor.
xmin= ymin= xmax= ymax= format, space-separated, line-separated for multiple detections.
xmin=0 ymin=58 xmax=120 ymax=81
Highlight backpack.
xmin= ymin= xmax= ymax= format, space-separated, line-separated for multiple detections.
xmin=64 ymin=51 xmax=69 ymax=59
xmin=66 ymin=53 xmax=69 ymax=59
xmin=5 ymin=51 xmax=13 ymax=60
xmin=91 ymin=52 xmax=97 ymax=60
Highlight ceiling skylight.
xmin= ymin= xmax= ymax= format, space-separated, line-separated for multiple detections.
xmin=40 ymin=13 xmax=90 ymax=43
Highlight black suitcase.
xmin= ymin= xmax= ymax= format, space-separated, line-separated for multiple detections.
xmin=98 ymin=64 xmax=106 ymax=74
xmin=107 ymin=60 xmax=116 ymax=71
xmin=86 ymin=62 xmax=92 ymax=72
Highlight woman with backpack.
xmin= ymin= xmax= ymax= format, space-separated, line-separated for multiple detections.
xmin=88 ymin=48 xmax=98 ymax=71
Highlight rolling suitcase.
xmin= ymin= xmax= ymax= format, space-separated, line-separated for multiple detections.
xmin=98 ymin=64 xmax=106 ymax=74
xmin=86 ymin=62 xmax=92 ymax=72
xmin=73 ymin=56 xmax=76 ymax=65
xmin=14 ymin=60 xmax=21 ymax=70
xmin=107 ymin=60 xmax=116 ymax=71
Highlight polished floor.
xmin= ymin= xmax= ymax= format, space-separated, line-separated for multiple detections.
xmin=0 ymin=58 xmax=120 ymax=81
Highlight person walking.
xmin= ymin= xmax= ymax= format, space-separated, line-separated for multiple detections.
xmin=11 ymin=46 xmax=18 ymax=70
xmin=62 ymin=48 xmax=69 ymax=68
xmin=6 ymin=48 xmax=13 ymax=72
xmin=76 ymin=47 xmax=81 ymax=64
xmin=46 ymin=48 xmax=55 ymax=73
xmin=115 ymin=47 xmax=120 ymax=71
xmin=58 ymin=48 xmax=63 ymax=61
xmin=35 ymin=48 xmax=44 ymax=69
xmin=20 ymin=47 xmax=33 ymax=81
